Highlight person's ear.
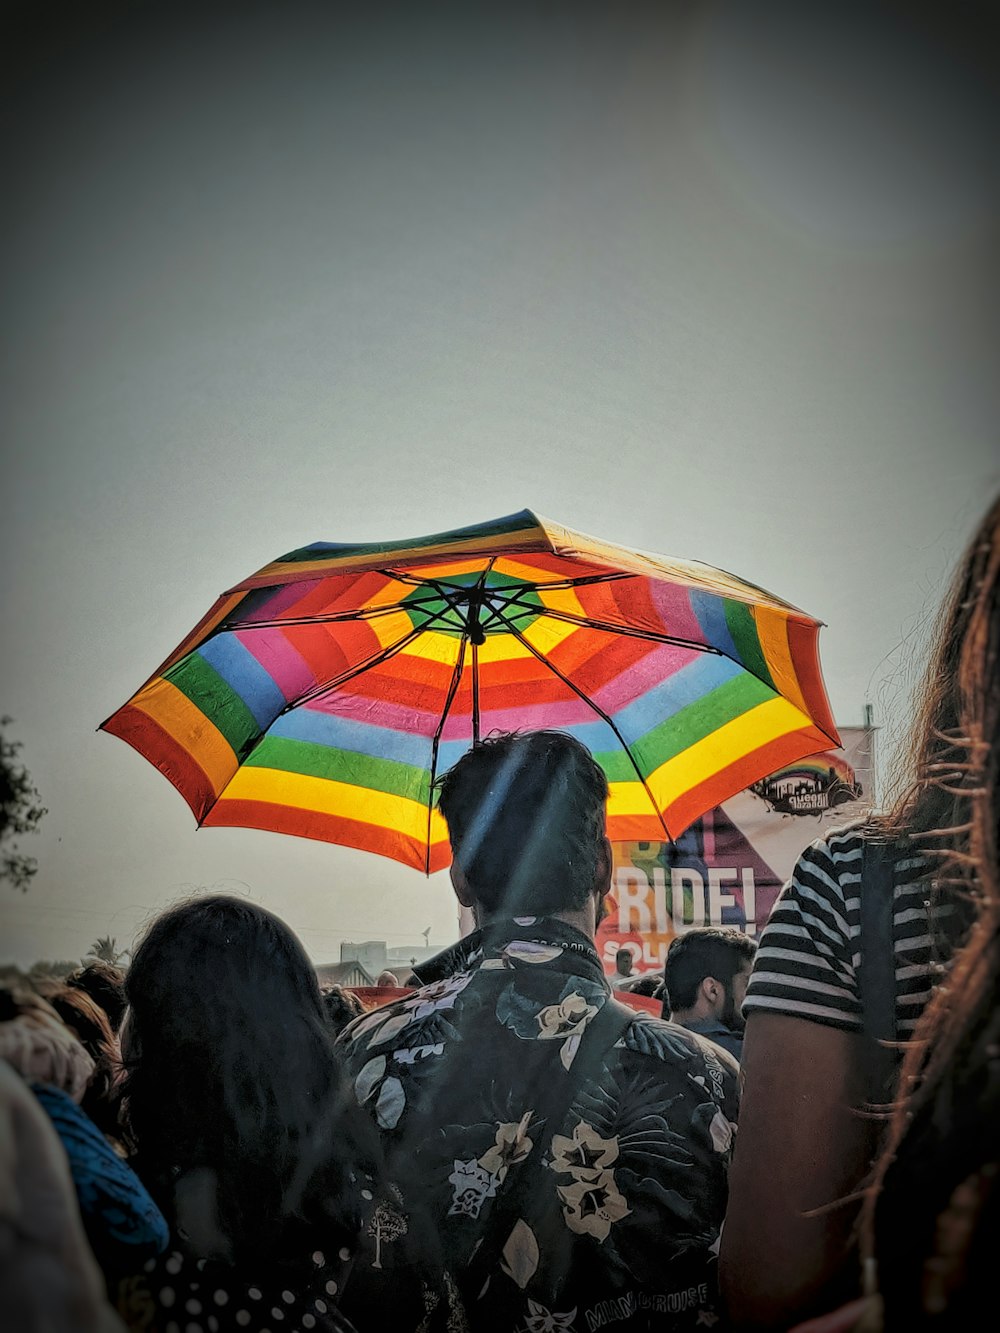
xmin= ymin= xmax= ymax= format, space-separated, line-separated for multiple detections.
xmin=593 ymin=887 xmax=610 ymax=929
xmin=591 ymin=838 xmax=613 ymax=927
xmin=700 ymin=976 xmax=721 ymax=1009
xmin=595 ymin=836 xmax=612 ymax=893
xmin=450 ymin=862 xmax=475 ymax=909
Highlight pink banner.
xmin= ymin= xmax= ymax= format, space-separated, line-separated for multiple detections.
xmin=596 ymin=726 xmax=875 ymax=975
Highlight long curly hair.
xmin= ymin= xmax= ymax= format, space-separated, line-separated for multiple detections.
xmin=860 ymin=494 xmax=1000 ymax=1327
xmin=120 ymin=894 xmax=379 ymax=1269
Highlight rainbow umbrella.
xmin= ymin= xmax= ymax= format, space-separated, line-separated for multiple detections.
xmin=101 ymin=510 xmax=839 ymax=873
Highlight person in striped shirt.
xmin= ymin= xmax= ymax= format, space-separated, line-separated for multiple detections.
xmin=720 ymin=498 xmax=996 ymax=1331
xmin=741 ymin=823 xmax=949 ymax=1042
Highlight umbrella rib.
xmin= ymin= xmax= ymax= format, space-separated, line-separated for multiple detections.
xmin=197 ymin=625 xmax=431 ymax=796
xmin=228 ymin=603 xmax=414 ymax=630
xmin=506 ymin=598 xmax=836 ymax=743
xmin=235 ymin=570 xmax=629 ymax=632
xmin=424 ymin=629 xmax=469 ymax=876
xmin=472 ymin=638 xmax=480 ymax=744
xmin=377 ymin=567 xmax=435 ymax=588
xmin=511 ymin=572 xmax=633 ymax=592
xmin=289 ymin=625 xmax=428 ymax=710
xmin=227 ymin=591 xmax=484 ymax=634
xmin=227 ymin=591 xmax=712 ymax=655
xmin=422 ymin=558 xmax=496 ymax=872
xmin=469 ymin=558 xmax=497 ymax=744
xmin=500 ymin=593 xmax=722 ymax=654
xmin=497 ymin=612 xmax=674 ymax=845
xmin=379 ymin=567 xmax=633 ymax=593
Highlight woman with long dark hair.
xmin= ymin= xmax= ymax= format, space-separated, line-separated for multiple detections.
xmin=852 ymin=494 xmax=1000 ymax=1330
xmin=115 ymin=894 xmax=379 ymax=1333
xmin=720 ymin=494 xmax=999 ymax=1330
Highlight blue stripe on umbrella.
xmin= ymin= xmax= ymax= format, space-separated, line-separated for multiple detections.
xmin=196 ymin=636 xmax=286 ymax=730
xmin=608 ymin=653 xmax=746 ymax=744
xmin=269 ymin=706 xmax=433 ymax=767
xmin=688 ymin=589 xmax=740 ymax=664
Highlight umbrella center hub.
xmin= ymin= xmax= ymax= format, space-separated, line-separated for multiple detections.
xmin=401 ymin=576 xmax=543 ymax=641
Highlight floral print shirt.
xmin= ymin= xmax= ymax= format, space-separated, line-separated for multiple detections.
xmin=338 ymin=917 xmax=739 ymax=1333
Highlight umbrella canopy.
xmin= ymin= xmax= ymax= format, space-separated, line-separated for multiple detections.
xmin=101 ymin=510 xmax=839 ymax=872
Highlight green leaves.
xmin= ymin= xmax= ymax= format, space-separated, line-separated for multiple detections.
xmin=1 ymin=717 xmax=47 ymax=892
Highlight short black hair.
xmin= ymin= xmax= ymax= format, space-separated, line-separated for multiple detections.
xmin=662 ymin=926 xmax=757 ymax=1011
xmin=435 ymin=730 xmax=609 ymax=917
xmin=625 ymin=973 xmax=664 ymax=999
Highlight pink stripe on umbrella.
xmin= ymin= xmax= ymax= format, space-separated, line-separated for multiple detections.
xmin=310 ymin=691 xmax=443 ymax=737
xmin=445 ymin=698 xmax=599 ymax=737
xmin=236 ymin=579 xmax=328 ymax=623
xmin=590 ymin=642 xmax=701 ymax=714
xmin=644 ymin=582 xmax=705 ymax=643
xmin=235 ymin=629 xmax=316 ymax=701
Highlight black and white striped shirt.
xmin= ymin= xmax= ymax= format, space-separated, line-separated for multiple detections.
xmin=744 ymin=822 xmax=949 ymax=1036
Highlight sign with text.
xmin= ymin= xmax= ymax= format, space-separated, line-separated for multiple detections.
xmin=597 ymin=726 xmax=874 ymax=975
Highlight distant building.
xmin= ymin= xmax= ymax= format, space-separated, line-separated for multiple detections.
xmin=340 ymin=940 xmax=388 ymax=975
xmin=316 ymin=959 xmax=375 ymax=989
xmin=387 ymin=944 xmax=439 ymax=968
xmin=341 ymin=940 xmax=442 ymax=972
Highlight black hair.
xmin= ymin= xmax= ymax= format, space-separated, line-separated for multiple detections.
xmin=435 ymin=730 xmax=610 ymax=917
xmin=121 ymin=894 xmax=378 ymax=1267
xmin=625 ymin=973 xmax=664 ymax=999
xmin=662 ymin=926 xmax=757 ymax=1012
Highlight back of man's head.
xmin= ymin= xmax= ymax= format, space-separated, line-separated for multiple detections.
xmin=663 ymin=927 xmax=757 ymax=1013
xmin=435 ymin=730 xmax=609 ymax=918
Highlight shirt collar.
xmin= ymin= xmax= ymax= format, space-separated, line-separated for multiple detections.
xmin=411 ymin=916 xmax=606 ymax=987
xmin=683 ymin=1017 xmax=735 ymax=1038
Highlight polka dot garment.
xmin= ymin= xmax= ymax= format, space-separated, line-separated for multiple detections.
xmin=114 ymin=1243 xmax=358 ymax=1333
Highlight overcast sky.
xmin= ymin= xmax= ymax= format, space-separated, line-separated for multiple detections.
xmin=2 ymin=0 xmax=997 ymax=968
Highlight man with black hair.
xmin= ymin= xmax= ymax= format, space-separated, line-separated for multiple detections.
xmin=608 ymin=946 xmax=637 ymax=988
xmin=339 ymin=730 xmax=739 ymax=1333
xmin=661 ymin=926 xmax=757 ymax=1061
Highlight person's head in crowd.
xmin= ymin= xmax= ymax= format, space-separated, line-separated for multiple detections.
xmin=376 ymin=969 xmax=400 ymax=988
xmin=320 ymin=983 xmax=365 ymax=1039
xmin=66 ymin=960 xmax=127 ymax=1033
xmin=614 ymin=948 xmax=634 ymax=978
xmin=624 ymin=972 xmax=664 ymax=1000
xmin=121 ymin=894 xmax=377 ymax=1266
xmin=34 ymin=980 xmax=125 ymax=1145
xmin=857 ymin=493 xmax=1000 ymax=1324
xmin=0 ymin=983 xmax=95 ymax=1102
xmin=662 ymin=926 xmax=757 ymax=1034
xmin=35 ymin=980 xmax=117 ymax=1065
xmin=0 ymin=1058 xmax=140 ymax=1332
xmin=435 ymin=729 xmax=611 ymax=928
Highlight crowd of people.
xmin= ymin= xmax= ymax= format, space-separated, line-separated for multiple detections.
xmin=2 ymin=493 xmax=998 ymax=1331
